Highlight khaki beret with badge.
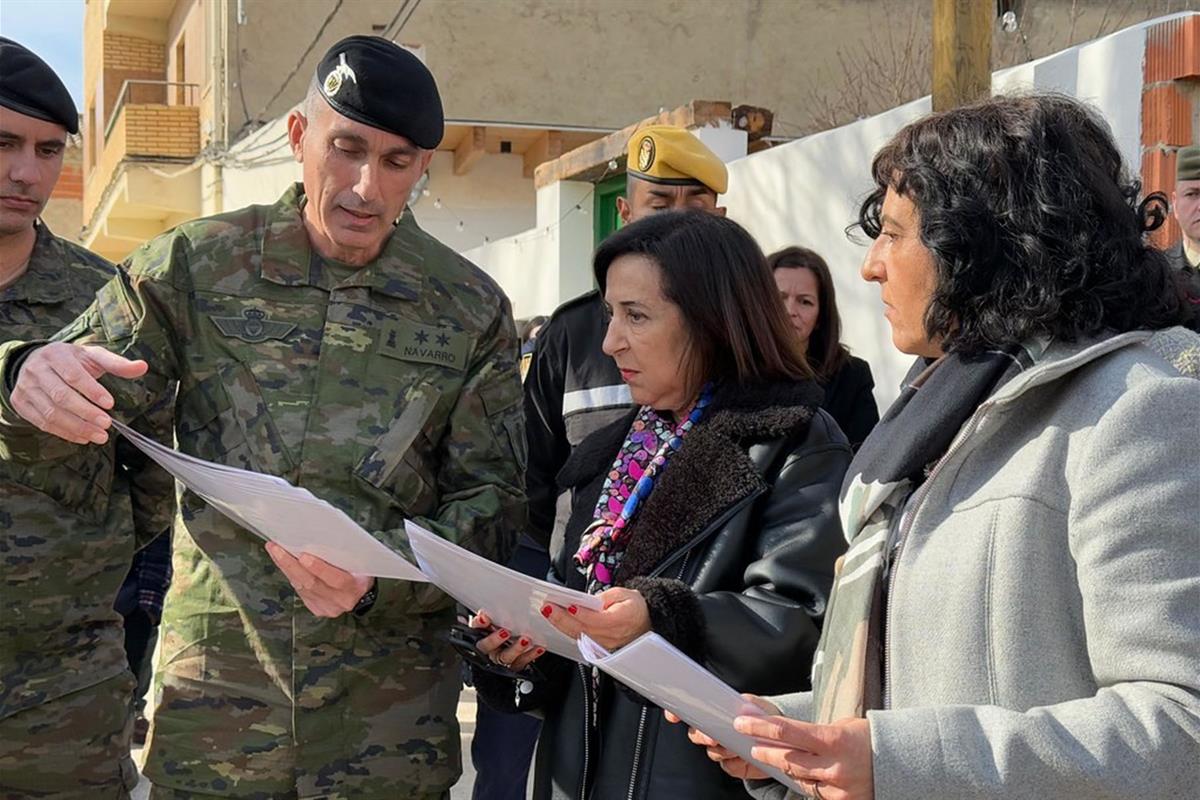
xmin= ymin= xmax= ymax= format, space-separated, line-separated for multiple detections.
xmin=626 ymin=125 xmax=728 ymax=195
xmin=1177 ymin=145 xmax=1200 ymax=182
xmin=315 ymin=35 xmax=444 ymax=149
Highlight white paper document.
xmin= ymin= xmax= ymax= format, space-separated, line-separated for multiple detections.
xmin=405 ymin=520 xmax=603 ymax=660
xmin=578 ymin=632 xmax=806 ymax=795
xmin=110 ymin=419 xmax=428 ymax=582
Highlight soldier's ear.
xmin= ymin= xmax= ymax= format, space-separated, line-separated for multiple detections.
xmin=287 ymin=111 xmax=307 ymax=163
xmin=616 ymin=196 xmax=632 ymax=224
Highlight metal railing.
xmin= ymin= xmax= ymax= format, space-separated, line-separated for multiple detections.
xmin=104 ymin=79 xmax=200 ymax=141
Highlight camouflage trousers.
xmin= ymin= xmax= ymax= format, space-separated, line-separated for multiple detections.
xmin=147 ymin=788 xmax=451 ymax=800
xmin=0 ymin=671 xmax=138 ymax=799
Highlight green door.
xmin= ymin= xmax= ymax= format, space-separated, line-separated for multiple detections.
xmin=593 ymin=173 xmax=626 ymax=245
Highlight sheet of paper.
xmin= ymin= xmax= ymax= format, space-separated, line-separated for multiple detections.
xmin=405 ymin=520 xmax=603 ymax=660
xmin=111 ymin=419 xmax=428 ymax=582
xmin=578 ymin=633 xmax=806 ymax=795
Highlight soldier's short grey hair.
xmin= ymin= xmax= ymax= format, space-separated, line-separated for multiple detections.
xmin=302 ymin=79 xmax=324 ymax=119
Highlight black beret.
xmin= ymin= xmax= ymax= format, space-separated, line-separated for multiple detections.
xmin=0 ymin=37 xmax=78 ymax=134
xmin=315 ymin=35 xmax=443 ymax=149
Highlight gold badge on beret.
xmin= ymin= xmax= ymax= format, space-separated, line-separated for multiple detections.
xmin=625 ymin=125 xmax=729 ymax=195
xmin=322 ymin=52 xmax=357 ymax=99
xmin=637 ymin=135 xmax=656 ymax=172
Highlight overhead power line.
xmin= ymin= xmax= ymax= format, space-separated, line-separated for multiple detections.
xmin=248 ymin=0 xmax=345 ymax=126
xmin=381 ymin=0 xmax=412 ymax=39
xmin=390 ymin=0 xmax=423 ymax=41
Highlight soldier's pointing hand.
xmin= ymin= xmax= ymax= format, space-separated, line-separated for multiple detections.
xmin=11 ymin=342 xmax=148 ymax=445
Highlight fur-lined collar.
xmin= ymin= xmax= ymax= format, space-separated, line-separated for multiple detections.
xmin=558 ymin=379 xmax=822 ymax=582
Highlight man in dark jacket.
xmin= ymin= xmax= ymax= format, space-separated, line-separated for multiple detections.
xmin=1167 ymin=144 xmax=1200 ymax=331
xmin=470 ymin=126 xmax=730 ymax=800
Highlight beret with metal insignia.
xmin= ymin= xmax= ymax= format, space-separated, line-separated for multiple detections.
xmin=314 ymin=35 xmax=444 ymax=149
xmin=0 ymin=37 xmax=79 ymax=134
xmin=1177 ymin=145 xmax=1200 ymax=182
xmin=625 ymin=125 xmax=728 ymax=195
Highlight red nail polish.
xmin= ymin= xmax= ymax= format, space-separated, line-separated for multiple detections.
xmin=498 ymin=629 xmax=510 ymax=640
xmin=540 ymin=605 xmax=553 ymax=618
xmin=535 ymin=647 xmax=545 ymax=656
xmin=519 ymin=637 xmax=530 ymax=647
xmin=568 ymin=605 xmax=578 ymax=615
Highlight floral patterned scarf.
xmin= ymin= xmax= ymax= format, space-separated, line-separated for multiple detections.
xmin=574 ymin=385 xmax=713 ymax=592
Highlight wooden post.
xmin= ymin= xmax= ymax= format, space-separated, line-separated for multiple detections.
xmin=932 ymin=0 xmax=993 ymax=111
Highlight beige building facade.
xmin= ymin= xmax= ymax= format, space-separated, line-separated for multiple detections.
xmin=79 ymin=0 xmax=1194 ymax=262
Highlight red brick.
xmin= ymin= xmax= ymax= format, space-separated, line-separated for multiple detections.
xmin=1145 ymin=15 xmax=1200 ymax=82
xmin=1142 ymin=84 xmax=1194 ymax=147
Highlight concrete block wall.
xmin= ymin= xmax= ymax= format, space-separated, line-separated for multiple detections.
xmin=1140 ymin=14 xmax=1200 ymax=249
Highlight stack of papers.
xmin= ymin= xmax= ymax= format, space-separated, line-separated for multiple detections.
xmin=406 ymin=520 xmax=602 ymax=659
xmin=114 ymin=423 xmax=794 ymax=779
xmin=579 ymin=633 xmax=806 ymax=795
xmin=110 ymin=420 xmax=427 ymax=582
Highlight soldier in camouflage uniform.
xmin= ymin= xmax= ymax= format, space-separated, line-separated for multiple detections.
xmin=0 ymin=37 xmax=176 ymax=799
xmin=0 ymin=36 xmax=525 ymax=799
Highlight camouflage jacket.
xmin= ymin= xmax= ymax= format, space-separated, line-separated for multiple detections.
xmin=0 ymin=185 xmax=527 ymax=799
xmin=0 ymin=222 xmax=174 ymax=721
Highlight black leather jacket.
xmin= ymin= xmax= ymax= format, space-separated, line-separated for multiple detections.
xmin=473 ymin=380 xmax=850 ymax=800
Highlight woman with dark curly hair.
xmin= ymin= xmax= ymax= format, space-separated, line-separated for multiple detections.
xmin=768 ymin=246 xmax=879 ymax=448
xmin=676 ymin=93 xmax=1200 ymax=799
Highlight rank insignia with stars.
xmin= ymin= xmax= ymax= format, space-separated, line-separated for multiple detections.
xmin=378 ymin=318 xmax=470 ymax=372
xmin=210 ymin=308 xmax=297 ymax=344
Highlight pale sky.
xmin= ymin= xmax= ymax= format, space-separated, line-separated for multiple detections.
xmin=0 ymin=0 xmax=86 ymax=108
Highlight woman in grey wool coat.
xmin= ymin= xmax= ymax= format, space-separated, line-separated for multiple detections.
xmin=677 ymin=93 xmax=1200 ymax=800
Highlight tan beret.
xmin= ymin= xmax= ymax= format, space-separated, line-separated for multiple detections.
xmin=626 ymin=125 xmax=728 ymax=195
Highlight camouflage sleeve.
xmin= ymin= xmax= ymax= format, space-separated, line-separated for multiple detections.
xmin=374 ymin=295 xmax=529 ymax=614
xmin=0 ymin=236 xmax=190 ymax=462
xmin=119 ymin=382 xmax=178 ymax=550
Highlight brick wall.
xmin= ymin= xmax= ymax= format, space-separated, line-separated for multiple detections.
xmin=100 ymin=31 xmax=166 ymax=122
xmin=45 ymin=141 xmax=84 ymax=241
xmin=1141 ymin=14 xmax=1200 ymax=249
xmin=104 ymin=32 xmax=165 ymax=73
xmin=52 ymin=164 xmax=84 ymax=201
xmin=124 ymin=105 xmax=200 ymax=158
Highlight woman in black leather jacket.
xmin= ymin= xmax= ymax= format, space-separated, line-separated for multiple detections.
xmin=470 ymin=210 xmax=850 ymax=800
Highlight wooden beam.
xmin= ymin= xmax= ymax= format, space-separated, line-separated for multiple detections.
xmin=932 ymin=0 xmax=992 ymax=112
xmin=523 ymin=130 xmax=563 ymax=179
xmin=453 ymin=126 xmax=486 ymax=176
xmin=534 ymin=100 xmax=733 ymax=189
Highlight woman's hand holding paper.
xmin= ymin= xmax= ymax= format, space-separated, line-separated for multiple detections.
xmin=543 ymin=586 xmax=650 ymax=650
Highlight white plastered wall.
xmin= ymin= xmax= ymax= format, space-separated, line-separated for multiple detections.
xmin=720 ymin=19 xmax=1153 ymax=408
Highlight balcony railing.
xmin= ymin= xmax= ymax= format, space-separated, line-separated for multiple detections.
xmin=104 ymin=79 xmax=199 ymax=141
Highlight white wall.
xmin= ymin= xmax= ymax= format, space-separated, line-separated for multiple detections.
xmin=463 ymin=180 xmax=594 ymax=319
xmin=220 ymin=116 xmax=299 ymax=208
xmin=722 ymin=96 xmax=933 ymax=408
xmin=410 ymin=151 xmax=536 ymax=254
xmin=721 ymin=18 xmax=1157 ymax=409
xmin=220 ymin=118 xmax=538 ymax=254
